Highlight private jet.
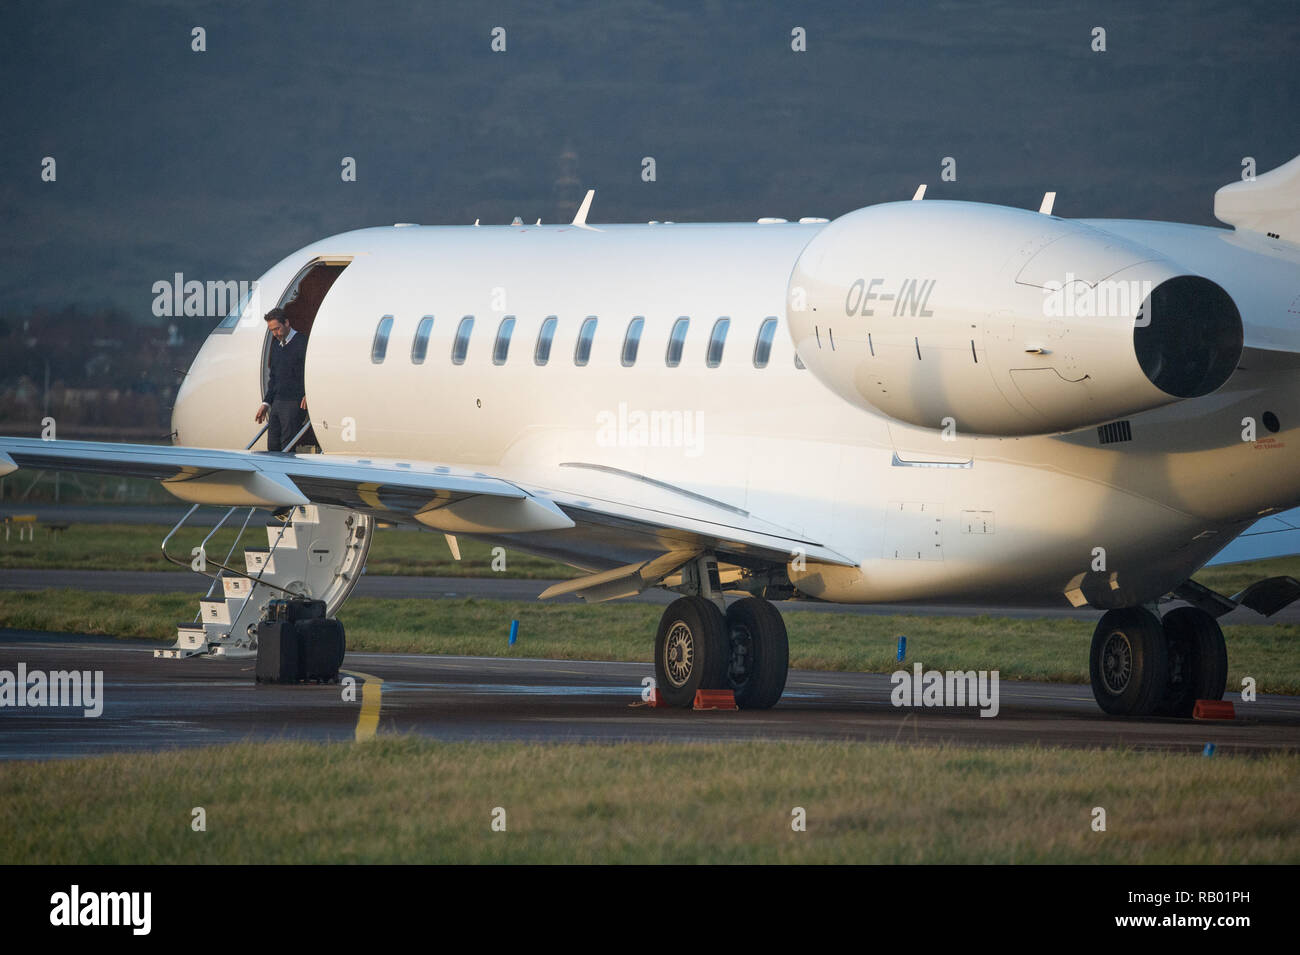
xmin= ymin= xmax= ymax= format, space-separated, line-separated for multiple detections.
xmin=4 ymin=156 xmax=1300 ymax=716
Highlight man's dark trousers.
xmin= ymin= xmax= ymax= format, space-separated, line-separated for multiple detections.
xmin=267 ymin=399 xmax=306 ymax=452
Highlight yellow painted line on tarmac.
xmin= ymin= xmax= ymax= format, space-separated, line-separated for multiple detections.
xmin=341 ymin=668 xmax=384 ymax=742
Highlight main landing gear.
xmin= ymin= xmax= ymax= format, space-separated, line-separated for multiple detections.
xmin=652 ymin=556 xmax=789 ymax=709
xmin=1088 ymin=605 xmax=1228 ymax=717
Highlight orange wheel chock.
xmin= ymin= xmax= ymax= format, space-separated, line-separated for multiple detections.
xmin=693 ymin=689 xmax=738 ymax=711
xmin=1193 ymin=700 xmax=1236 ymax=720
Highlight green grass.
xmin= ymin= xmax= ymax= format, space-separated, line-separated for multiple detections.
xmin=1 ymin=737 xmax=1294 ymax=863
xmin=1193 ymin=558 xmax=1300 ymax=597
xmin=2 ymin=589 xmax=1297 ymax=692
xmin=0 ymin=521 xmax=571 ymax=577
xmin=4 ymin=520 xmax=1297 ymax=588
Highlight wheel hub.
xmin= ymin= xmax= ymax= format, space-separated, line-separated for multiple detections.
xmin=664 ymin=622 xmax=694 ymax=687
xmin=1101 ymin=631 xmax=1133 ymax=695
xmin=728 ymin=623 xmax=753 ymax=688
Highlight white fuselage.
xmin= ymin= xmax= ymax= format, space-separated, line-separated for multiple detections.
xmin=173 ymin=205 xmax=1300 ymax=609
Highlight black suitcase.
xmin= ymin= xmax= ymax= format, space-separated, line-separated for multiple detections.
xmin=286 ymin=598 xmax=326 ymax=623
xmin=298 ymin=617 xmax=345 ymax=682
xmin=255 ymin=621 xmax=300 ymax=683
xmin=264 ymin=598 xmax=326 ymax=624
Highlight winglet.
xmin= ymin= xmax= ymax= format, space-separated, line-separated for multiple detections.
xmin=1039 ymin=191 xmax=1057 ymax=215
xmin=912 ymin=184 xmax=927 ymax=201
xmin=572 ymin=189 xmax=595 ymax=225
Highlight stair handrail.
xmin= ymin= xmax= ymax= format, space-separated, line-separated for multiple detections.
xmin=160 ymin=503 xmax=202 ymax=573
xmin=192 ymin=525 xmax=302 ymax=599
xmin=197 ymin=505 xmax=258 ymax=606
xmin=227 ymin=508 xmax=306 ymax=639
xmin=281 ymin=417 xmax=313 ymax=453
xmin=163 ymin=419 xmax=271 ymax=573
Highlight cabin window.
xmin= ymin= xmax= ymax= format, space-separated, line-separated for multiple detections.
xmin=452 ymin=316 xmax=474 ymax=364
xmin=666 ymin=317 xmax=689 ymax=367
xmin=493 ymin=316 xmax=515 ymax=365
xmin=575 ymin=316 xmax=597 ymax=366
xmin=622 ymin=316 xmax=644 ymax=366
xmin=706 ymin=317 xmax=730 ymax=367
xmin=754 ymin=317 xmax=777 ymax=368
xmin=535 ymin=315 xmax=557 ymax=365
xmin=217 ymin=284 xmax=260 ymax=331
xmin=371 ymin=315 xmax=394 ymax=363
xmin=411 ymin=316 xmax=434 ymax=364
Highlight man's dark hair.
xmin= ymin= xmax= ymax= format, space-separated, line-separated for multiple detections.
xmin=264 ymin=307 xmax=286 ymax=324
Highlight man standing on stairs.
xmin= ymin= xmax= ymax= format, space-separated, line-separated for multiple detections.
xmin=254 ymin=307 xmax=309 ymax=453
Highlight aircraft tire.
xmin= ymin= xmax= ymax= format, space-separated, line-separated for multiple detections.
xmin=1156 ymin=606 xmax=1228 ymax=717
xmin=654 ymin=596 xmax=730 ymax=708
xmin=1089 ymin=607 xmax=1169 ymax=716
xmin=724 ymin=597 xmax=789 ymax=709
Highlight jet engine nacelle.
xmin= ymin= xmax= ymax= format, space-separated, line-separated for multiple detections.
xmin=786 ymin=201 xmax=1243 ymax=436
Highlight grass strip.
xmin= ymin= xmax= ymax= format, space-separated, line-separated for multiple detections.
xmin=1 ymin=737 xmax=1295 ymax=863
xmin=1 ymin=589 xmax=1296 ymax=692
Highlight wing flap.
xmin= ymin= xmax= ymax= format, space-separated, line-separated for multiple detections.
xmin=538 ymin=550 xmax=700 ymax=602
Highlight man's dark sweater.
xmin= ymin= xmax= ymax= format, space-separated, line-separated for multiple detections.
xmin=264 ymin=330 xmax=308 ymax=404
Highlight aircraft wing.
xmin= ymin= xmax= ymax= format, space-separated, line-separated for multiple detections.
xmin=0 ymin=437 xmax=854 ymax=572
xmin=1204 ymin=507 xmax=1300 ymax=565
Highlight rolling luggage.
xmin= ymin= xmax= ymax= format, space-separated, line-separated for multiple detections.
xmin=298 ymin=617 xmax=346 ymax=682
xmin=255 ymin=620 xmax=301 ymax=683
xmin=264 ymin=597 xmax=326 ymax=624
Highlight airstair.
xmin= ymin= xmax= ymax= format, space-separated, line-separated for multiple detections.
xmin=153 ymin=422 xmax=373 ymax=660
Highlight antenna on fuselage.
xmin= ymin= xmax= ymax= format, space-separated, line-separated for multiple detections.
xmin=1038 ymin=192 xmax=1057 ymax=215
xmin=912 ymin=185 xmax=927 ymax=200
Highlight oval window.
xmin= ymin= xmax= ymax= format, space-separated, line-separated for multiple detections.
xmin=452 ymin=316 xmax=474 ymax=365
xmin=371 ymin=315 xmax=394 ymax=363
xmin=575 ymin=316 xmax=597 ymax=366
xmin=666 ymin=317 xmax=689 ymax=367
xmin=535 ymin=316 xmax=557 ymax=365
xmin=411 ymin=316 xmax=434 ymax=364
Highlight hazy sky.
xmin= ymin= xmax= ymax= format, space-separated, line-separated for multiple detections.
xmin=2 ymin=0 xmax=1297 ymax=317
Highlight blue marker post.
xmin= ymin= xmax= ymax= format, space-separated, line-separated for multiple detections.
xmin=509 ymin=619 xmax=519 ymax=646
xmin=896 ymin=635 xmax=907 ymax=662
xmin=1202 ymin=742 xmax=1215 ymax=757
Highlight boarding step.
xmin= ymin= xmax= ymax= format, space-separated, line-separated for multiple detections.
xmin=207 ymin=644 xmax=257 ymax=660
xmin=221 ymin=575 xmax=256 ymax=599
xmin=283 ymin=504 xmax=320 ymax=525
xmin=266 ymin=522 xmax=300 ymax=550
xmin=244 ymin=547 xmax=275 ymax=575
xmin=153 ymin=623 xmax=211 ymax=658
xmin=199 ymin=597 xmax=233 ymax=626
